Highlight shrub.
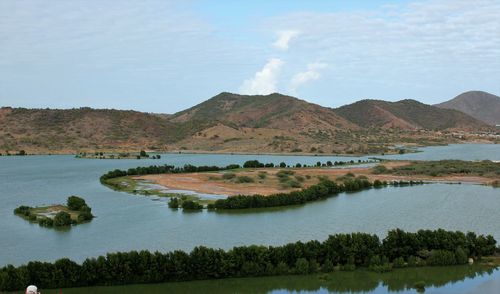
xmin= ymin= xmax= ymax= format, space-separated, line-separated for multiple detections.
xmin=243 ymin=160 xmax=264 ymax=168
xmin=54 ymin=211 xmax=72 ymax=227
xmin=67 ymin=196 xmax=87 ymax=211
xmin=258 ymin=172 xmax=267 ymax=179
xmin=181 ymin=200 xmax=203 ymax=210
xmin=392 ymin=257 xmax=406 ymax=268
xmin=294 ymin=258 xmax=309 ymax=274
xmin=168 ymin=197 xmax=180 ymax=209
xmin=222 ymin=173 xmax=236 ymax=180
xmin=372 ymin=165 xmax=389 ymax=174
xmin=235 ymin=176 xmax=254 ymax=184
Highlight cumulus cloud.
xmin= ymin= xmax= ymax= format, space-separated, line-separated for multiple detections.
xmin=289 ymin=62 xmax=328 ymax=94
xmin=272 ymin=30 xmax=300 ymax=50
xmin=239 ymin=58 xmax=284 ymax=95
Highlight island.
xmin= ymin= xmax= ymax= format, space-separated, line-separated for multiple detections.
xmin=100 ymin=159 xmax=499 ymax=211
xmin=14 ymin=196 xmax=94 ymax=228
xmin=75 ymin=150 xmax=161 ymax=160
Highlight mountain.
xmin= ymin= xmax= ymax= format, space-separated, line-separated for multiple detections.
xmin=0 ymin=107 xmax=178 ymax=153
xmin=171 ymin=92 xmax=358 ymax=132
xmin=334 ymin=99 xmax=488 ymax=131
xmin=435 ymin=91 xmax=500 ymax=126
xmin=0 ymin=92 xmax=494 ymax=154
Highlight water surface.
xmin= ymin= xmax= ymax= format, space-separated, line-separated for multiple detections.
xmin=0 ymin=143 xmax=499 ymax=267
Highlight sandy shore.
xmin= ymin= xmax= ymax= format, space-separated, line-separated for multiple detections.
xmin=136 ymin=162 xmax=493 ymax=196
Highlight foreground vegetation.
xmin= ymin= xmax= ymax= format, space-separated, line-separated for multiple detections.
xmin=0 ymin=229 xmax=496 ymax=291
xmin=14 ymin=196 xmax=93 ymax=228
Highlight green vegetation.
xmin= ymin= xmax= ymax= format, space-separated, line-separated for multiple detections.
xmin=181 ymin=200 xmax=204 ymax=210
xmin=235 ymin=175 xmax=255 ymax=183
xmin=210 ymin=177 xmax=423 ymax=210
xmin=0 ymin=229 xmax=496 ymax=291
xmin=13 ymin=196 xmax=93 ymax=228
xmin=222 ymin=172 xmax=236 ymax=180
xmin=376 ymin=160 xmax=500 ymax=177
xmin=76 ymin=150 xmax=162 ymax=160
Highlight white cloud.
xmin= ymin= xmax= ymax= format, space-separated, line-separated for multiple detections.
xmin=272 ymin=30 xmax=300 ymax=50
xmin=289 ymin=62 xmax=328 ymax=94
xmin=264 ymin=0 xmax=500 ymax=104
xmin=239 ymin=58 xmax=284 ymax=95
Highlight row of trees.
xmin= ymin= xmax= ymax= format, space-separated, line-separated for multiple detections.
xmin=209 ymin=178 xmax=423 ymax=210
xmin=0 ymin=229 xmax=496 ymax=291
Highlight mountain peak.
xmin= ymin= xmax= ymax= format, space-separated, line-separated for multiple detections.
xmin=435 ymin=91 xmax=500 ymax=125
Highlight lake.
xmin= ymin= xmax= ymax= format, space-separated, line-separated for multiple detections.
xmin=0 ymin=143 xmax=499 ymax=292
xmin=11 ymin=266 xmax=500 ymax=294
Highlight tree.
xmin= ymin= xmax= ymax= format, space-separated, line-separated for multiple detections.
xmin=140 ymin=150 xmax=147 ymax=157
xmin=279 ymin=162 xmax=286 ymax=168
xmin=168 ymin=197 xmax=179 ymax=209
xmin=54 ymin=211 xmax=72 ymax=227
xmin=18 ymin=150 xmax=26 ymax=156
xmin=67 ymin=196 xmax=87 ymax=211
xmin=295 ymin=258 xmax=309 ymax=274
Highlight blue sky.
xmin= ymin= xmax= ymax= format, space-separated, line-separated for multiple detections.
xmin=0 ymin=0 xmax=499 ymax=113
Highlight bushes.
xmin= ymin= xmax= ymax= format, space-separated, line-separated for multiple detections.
xmin=235 ymin=176 xmax=254 ymax=184
xmin=0 ymin=229 xmax=496 ymax=291
xmin=213 ymin=177 xmax=375 ymax=210
xmin=389 ymin=160 xmax=500 ymax=177
xmin=181 ymin=200 xmax=203 ymax=210
xmin=222 ymin=173 xmax=236 ymax=180
xmin=67 ymin=196 xmax=86 ymax=211
xmin=53 ymin=211 xmax=72 ymax=227
xmin=13 ymin=206 xmax=32 ymax=217
xmin=168 ymin=197 xmax=180 ymax=209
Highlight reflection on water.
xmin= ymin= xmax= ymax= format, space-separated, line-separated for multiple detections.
xmin=34 ymin=265 xmax=499 ymax=294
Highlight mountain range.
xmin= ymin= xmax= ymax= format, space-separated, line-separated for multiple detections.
xmin=0 ymin=91 xmax=496 ymax=154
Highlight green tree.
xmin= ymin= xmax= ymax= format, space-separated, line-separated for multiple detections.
xmin=67 ymin=196 xmax=87 ymax=211
xmin=168 ymin=197 xmax=179 ymax=209
xmin=294 ymin=258 xmax=309 ymax=274
xmin=54 ymin=211 xmax=72 ymax=227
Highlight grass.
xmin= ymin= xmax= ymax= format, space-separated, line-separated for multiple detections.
xmin=382 ymin=160 xmax=500 ymax=177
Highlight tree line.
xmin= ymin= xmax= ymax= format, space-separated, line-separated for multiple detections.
xmin=100 ymin=159 xmax=377 ymax=183
xmin=208 ymin=178 xmax=423 ymax=210
xmin=0 ymin=229 xmax=496 ymax=291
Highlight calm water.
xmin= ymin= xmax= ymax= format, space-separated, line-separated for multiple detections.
xmin=18 ymin=266 xmax=500 ymax=294
xmin=0 ymin=143 xmax=499 ymax=292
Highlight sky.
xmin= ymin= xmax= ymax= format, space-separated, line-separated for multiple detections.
xmin=0 ymin=0 xmax=499 ymax=113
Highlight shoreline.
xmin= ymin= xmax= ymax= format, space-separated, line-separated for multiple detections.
xmin=3 ymin=142 xmax=497 ymax=158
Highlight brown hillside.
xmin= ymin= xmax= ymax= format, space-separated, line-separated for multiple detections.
xmin=334 ymin=99 xmax=488 ymax=131
xmin=435 ymin=91 xmax=500 ymax=126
